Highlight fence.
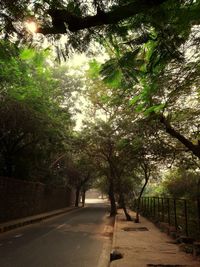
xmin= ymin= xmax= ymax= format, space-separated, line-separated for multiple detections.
xmin=134 ymin=197 xmax=200 ymax=239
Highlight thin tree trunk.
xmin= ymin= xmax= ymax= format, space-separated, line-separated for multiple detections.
xmin=120 ymin=193 xmax=132 ymax=221
xmin=81 ymin=190 xmax=86 ymax=207
xmin=135 ymin=178 xmax=149 ymax=223
xmin=75 ymin=187 xmax=80 ymax=207
xmin=109 ymin=178 xmax=117 ymax=216
xmin=118 ymin=193 xmax=123 ymax=209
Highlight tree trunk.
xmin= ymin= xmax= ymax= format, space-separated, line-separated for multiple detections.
xmin=108 ymin=179 xmax=117 ymax=216
xmin=120 ymin=193 xmax=132 ymax=221
xmin=75 ymin=187 xmax=80 ymax=207
xmin=135 ymin=178 xmax=149 ymax=223
xmin=118 ymin=193 xmax=123 ymax=209
xmin=81 ymin=190 xmax=86 ymax=207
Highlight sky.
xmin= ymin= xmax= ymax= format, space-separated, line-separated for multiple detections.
xmin=29 ymin=28 xmax=108 ymax=130
xmin=64 ymin=52 xmax=108 ymax=131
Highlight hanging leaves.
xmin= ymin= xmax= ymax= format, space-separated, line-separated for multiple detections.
xmin=20 ymin=48 xmax=35 ymax=60
xmin=100 ymin=58 xmax=122 ymax=88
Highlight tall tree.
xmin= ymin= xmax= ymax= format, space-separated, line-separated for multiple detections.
xmin=0 ymin=41 xmax=79 ymax=181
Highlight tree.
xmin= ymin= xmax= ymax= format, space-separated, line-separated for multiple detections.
xmin=0 ymin=99 xmax=44 ymax=177
xmin=0 ymin=41 xmax=79 ymax=182
xmin=2 ymin=2 xmax=200 ymax=157
xmin=1 ymin=1 xmax=200 ymax=55
xmin=2 ymin=1 xmax=199 ymax=34
xmin=91 ymin=15 xmax=200 ymax=162
xmin=162 ymin=167 xmax=200 ymax=199
xmin=82 ymin=121 xmax=118 ymax=216
xmin=53 ymin=133 xmax=98 ymax=207
xmin=1 ymin=0 xmax=200 ymax=211
xmin=83 ymin=67 xmax=172 ymax=219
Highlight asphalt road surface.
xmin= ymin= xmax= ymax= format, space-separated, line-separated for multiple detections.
xmin=0 ymin=199 xmax=112 ymax=267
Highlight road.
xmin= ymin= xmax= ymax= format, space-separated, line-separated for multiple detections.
xmin=0 ymin=199 xmax=113 ymax=267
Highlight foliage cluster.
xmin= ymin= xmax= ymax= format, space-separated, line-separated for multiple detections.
xmin=0 ymin=41 xmax=77 ymax=185
xmin=1 ymin=0 xmax=200 ymax=214
xmin=151 ymin=168 xmax=200 ymax=199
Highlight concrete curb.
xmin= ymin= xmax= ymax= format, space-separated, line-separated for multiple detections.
xmin=97 ymin=214 xmax=114 ymax=267
xmin=112 ymin=214 xmax=118 ymax=250
xmin=0 ymin=207 xmax=78 ymax=234
xmin=109 ymin=213 xmax=119 ymax=266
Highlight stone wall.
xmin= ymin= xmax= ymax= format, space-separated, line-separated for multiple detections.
xmin=0 ymin=177 xmax=74 ymax=223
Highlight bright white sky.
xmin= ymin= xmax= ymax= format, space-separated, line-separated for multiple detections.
xmin=63 ymin=50 xmax=108 ymax=131
xmin=30 ymin=30 xmax=108 ymax=130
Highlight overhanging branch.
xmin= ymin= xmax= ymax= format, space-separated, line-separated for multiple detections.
xmin=159 ymin=114 xmax=200 ymax=159
xmin=37 ymin=0 xmax=167 ymax=34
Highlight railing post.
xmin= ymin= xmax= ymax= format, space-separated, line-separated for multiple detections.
xmin=146 ymin=197 xmax=148 ymax=214
xmin=150 ymin=197 xmax=152 ymax=216
xmin=143 ymin=197 xmax=145 ymax=214
xmin=167 ymin=198 xmax=171 ymax=225
xmin=141 ymin=197 xmax=143 ymax=211
xmin=197 ymin=198 xmax=200 ymax=235
xmin=184 ymin=199 xmax=188 ymax=236
xmin=153 ymin=197 xmax=156 ymax=218
xmin=157 ymin=197 xmax=160 ymax=221
xmin=173 ymin=199 xmax=178 ymax=230
xmin=133 ymin=196 xmax=200 ymax=239
xmin=161 ymin=198 xmax=164 ymax=222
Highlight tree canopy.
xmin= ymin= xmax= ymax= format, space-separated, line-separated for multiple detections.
xmin=0 ymin=41 xmax=80 ymax=181
xmin=1 ymin=1 xmax=200 ymax=53
xmin=1 ymin=0 xmax=200 ymax=215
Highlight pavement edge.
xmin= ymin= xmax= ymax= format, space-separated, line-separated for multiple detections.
xmin=0 ymin=207 xmax=78 ymax=234
xmin=109 ymin=212 xmax=118 ymax=266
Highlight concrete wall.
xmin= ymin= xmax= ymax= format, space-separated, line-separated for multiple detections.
xmin=0 ymin=177 xmax=74 ymax=223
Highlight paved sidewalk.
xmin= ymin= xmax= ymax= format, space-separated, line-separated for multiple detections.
xmin=0 ymin=206 xmax=77 ymax=233
xmin=110 ymin=209 xmax=200 ymax=267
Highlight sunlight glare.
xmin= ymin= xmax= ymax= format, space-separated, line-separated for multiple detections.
xmin=25 ymin=21 xmax=37 ymax=33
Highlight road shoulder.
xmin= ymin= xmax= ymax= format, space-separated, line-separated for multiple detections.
xmin=110 ymin=209 xmax=200 ymax=267
xmin=0 ymin=207 xmax=78 ymax=233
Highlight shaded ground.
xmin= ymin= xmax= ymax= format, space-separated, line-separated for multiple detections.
xmin=111 ymin=209 xmax=200 ymax=267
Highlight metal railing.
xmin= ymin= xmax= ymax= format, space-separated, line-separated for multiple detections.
xmin=133 ymin=197 xmax=200 ymax=239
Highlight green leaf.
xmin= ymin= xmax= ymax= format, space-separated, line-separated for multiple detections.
xmin=100 ymin=59 xmax=122 ymax=88
xmin=100 ymin=95 xmax=110 ymax=103
xmin=135 ymin=103 xmax=145 ymax=113
xmin=20 ymin=49 xmax=35 ymax=60
xmin=129 ymin=95 xmax=140 ymax=106
xmin=144 ymin=103 xmax=165 ymax=116
xmin=88 ymin=59 xmax=101 ymax=79
xmin=105 ymin=69 xmax=122 ymax=88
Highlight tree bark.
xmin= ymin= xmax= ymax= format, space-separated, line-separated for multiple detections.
xmin=38 ymin=0 xmax=167 ymax=34
xmin=75 ymin=187 xmax=80 ymax=207
xmin=120 ymin=193 xmax=132 ymax=221
xmin=81 ymin=190 xmax=86 ymax=207
xmin=160 ymin=115 xmax=200 ymax=159
xmin=135 ymin=163 xmax=150 ymax=223
xmin=135 ymin=178 xmax=149 ymax=223
xmin=108 ymin=178 xmax=117 ymax=216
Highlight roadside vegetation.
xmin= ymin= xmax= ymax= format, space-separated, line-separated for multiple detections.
xmin=0 ymin=0 xmax=200 ymax=220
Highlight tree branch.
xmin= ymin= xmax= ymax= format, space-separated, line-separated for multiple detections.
xmin=160 ymin=114 xmax=200 ymax=159
xmin=37 ymin=0 xmax=167 ymax=34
